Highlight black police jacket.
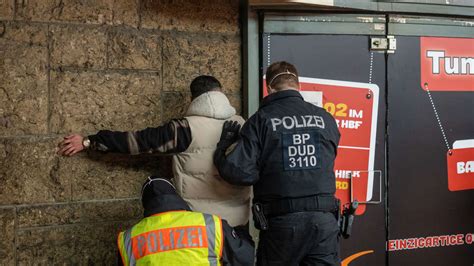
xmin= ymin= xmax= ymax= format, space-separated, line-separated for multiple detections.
xmin=215 ymin=90 xmax=340 ymax=203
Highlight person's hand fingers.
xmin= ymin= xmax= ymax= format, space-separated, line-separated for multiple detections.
xmin=229 ymin=121 xmax=235 ymax=131
xmin=223 ymin=121 xmax=233 ymax=130
xmin=59 ymin=139 xmax=71 ymax=147
xmin=225 ymin=121 xmax=237 ymax=131
xmin=68 ymin=149 xmax=80 ymax=156
xmin=58 ymin=144 xmax=74 ymax=155
xmin=230 ymin=121 xmax=240 ymax=132
xmin=63 ymin=146 xmax=77 ymax=156
xmin=58 ymin=140 xmax=66 ymax=148
xmin=64 ymin=134 xmax=76 ymax=139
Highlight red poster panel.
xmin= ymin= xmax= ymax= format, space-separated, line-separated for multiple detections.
xmin=264 ymin=78 xmax=380 ymax=215
xmin=420 ymin=37 xmax=474 ymax=92
xmin=447 ymin=140 xmax=474 ymax=191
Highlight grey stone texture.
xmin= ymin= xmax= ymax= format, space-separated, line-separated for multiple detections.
xmin=0 ymin=208 xmax=15 ymax=265
xmin=162 ymin=91 xmax=191 ymax=122
xmin=0 ymin=137 xmax=70 ymax=205
xmin=1 ymin=0 xmax=241 ymax=264
xmin=17 ymin=221 xmax=135 ymax=265
xmin=50 ymin=25 xmax=108 ymax=69
xmin=107 ymin=29 xmax=162 ymax=70
xmin=163 ymin=33 xmax=241 ymax=94
xmin=0 ymin=22 xmax=49 ymax=136
xmin=141 ymin=0 xmax=239 ymax=33
xmin=15 ymin=0 xmax=140 ymax=26
xmin=50 ymin=70 xmax=161 ymax=134
xmin=17 ymin=199 xmax=141 ymax=228
xmin=0 ymin=0 xmax=14 ymax=20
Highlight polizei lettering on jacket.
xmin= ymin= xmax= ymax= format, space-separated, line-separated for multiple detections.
xmin=132 ymin=226 xmax=207 ymax=259
xmin=271 ymin=115 xmax=325 ymax=131
xmin=426 ymin=51 xmax=474 ymax=75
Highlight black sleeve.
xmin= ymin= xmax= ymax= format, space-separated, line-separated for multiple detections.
xmin=221 ymin=221 xmax=255 ymax=266
xmin=214 ymin=115 xmax=261 ymax=186
xmin=87 ymin=119 xmax=192 ymax=155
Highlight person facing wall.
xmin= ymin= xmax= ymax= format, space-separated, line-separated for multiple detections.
xmin=57 ymin=75 xmax=251 ymax=227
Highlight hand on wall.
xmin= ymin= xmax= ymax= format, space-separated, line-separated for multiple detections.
xmin=57 ymin=134 xmax=85 ymax=156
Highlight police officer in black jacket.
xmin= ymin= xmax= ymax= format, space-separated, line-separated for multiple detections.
xmin=214 ymin=61 xmax=341 ymax=265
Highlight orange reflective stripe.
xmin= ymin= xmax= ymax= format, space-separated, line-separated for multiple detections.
xmin=150 ymin=210 xmax=187 ymax=217
xmin=131 ymin=225 xmax=208 ymax=259
xmin=218 ymin=217 xmax=224 ymax=258
xmin=117 ymin=232 xmax=127 ymax=265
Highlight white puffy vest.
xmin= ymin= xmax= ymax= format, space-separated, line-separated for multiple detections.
xmin=172 ymin=92 xmax=251 ymax=226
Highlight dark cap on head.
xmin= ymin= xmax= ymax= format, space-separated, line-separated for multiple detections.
xmin=141 ymin=177 xmax=191 ymax=217
xmin=266 ymin=61 xmax=299 ymax=91
xmin=190 ymin=75 xmax=222 ymax=100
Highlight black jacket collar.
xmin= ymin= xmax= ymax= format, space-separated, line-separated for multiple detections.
xmin=260 ymin=90 xmax=303 ymax=109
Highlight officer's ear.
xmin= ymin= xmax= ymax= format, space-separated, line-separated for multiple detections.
xmin=267 ymin=85 xmax=276 ymax=95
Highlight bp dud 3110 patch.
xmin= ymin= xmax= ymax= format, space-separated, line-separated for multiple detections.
xmin=282 ymin=131 xmax=321 ymax=171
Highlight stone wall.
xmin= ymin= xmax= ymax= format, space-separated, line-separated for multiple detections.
xmin=0 ymin=0 xmax=241 ymax=264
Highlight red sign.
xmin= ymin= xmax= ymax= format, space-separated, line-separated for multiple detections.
xmin=264 ymin=78 xmax=380 ymax=215
xmin=447 ymin=140 xmax=474 ymax=191
xmin=420 ymin=37 xmax=474 ymax=92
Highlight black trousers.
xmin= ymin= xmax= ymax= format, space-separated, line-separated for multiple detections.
xmin=257 ymin=211 xmax=340 ymax=266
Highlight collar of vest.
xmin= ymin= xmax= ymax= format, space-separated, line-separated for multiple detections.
xmin=261 ymin=89 xmax=303 ymax=109
xmin=186 ymin=91 xmax=236 ymax=119
xmin=143 ymin=194 xmax=191 ymax=217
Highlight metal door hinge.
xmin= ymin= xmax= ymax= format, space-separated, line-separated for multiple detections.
xmin=370 ymin=36 xmax=396 ymax=53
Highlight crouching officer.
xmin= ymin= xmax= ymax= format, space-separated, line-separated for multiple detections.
xmin=214 ymin=61 xmax=341 ymax=265
xmin=117 ymin=177 xmax=255 ymax=266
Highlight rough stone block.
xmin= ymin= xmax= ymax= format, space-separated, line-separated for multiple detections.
xmin=108 ymin=29 xmax=161 ymax=70
xmin=0 ymin=23 xmax=48 ymax=136
xmin=0 ymin=0 xmax=14 ymax=20
xmin=17 ymin=199 xmax=142 ymax=228
xmin=55 ymin=0 xmax=113 ymax=24
xmin=0 ymin=208 xmax=15 ymax=266
xmin=1 ymin=22 xmax=48 ymax=46
xmin=16 ymin=0 xmax=139 ymax=26
xmin=50 ymin=25 xmax=107 ymax=69
xmin=15 ymin=0 xmax=57 ymax=22
xmin=141 ymin=0 xmax=239 ymax=34
xmin=17 ymin=221 xmax=135 ymax=265
xmin=163 ymin=34 xmax=241 ymax=94
xmin=0 ymin=137 xmax=71 ymax=205
xmin=53 ymin=152 xmax=171 ymax=201
xmin=50 ymin=70 xmax=161 ymax=134
xmin=162 ymin=92 xmax=191 ymax=122
xmin=112 ymin=0 xmax=139 ymax=27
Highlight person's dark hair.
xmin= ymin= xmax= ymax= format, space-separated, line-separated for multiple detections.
xmin=190 ymin=75 xmax=222 ymax=99
xmin=266 ymin=61 xmax=299 ymax=91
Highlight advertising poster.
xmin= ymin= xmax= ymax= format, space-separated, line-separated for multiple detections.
xmin=262 ymin=33 xmax=473 ymax=265
xmin=387 ymin=36 xmax=473 ymax=265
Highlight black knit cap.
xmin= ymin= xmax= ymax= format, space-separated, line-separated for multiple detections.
xmin=141 ymin=177 xmax=191 ymax=217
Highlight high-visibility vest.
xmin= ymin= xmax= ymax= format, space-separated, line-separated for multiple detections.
xmin=118 ymin=210 xmax=224 ymax=266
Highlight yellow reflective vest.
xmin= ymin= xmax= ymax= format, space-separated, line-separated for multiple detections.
xmin=118 ymin=210 xmax=224 ymax=266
